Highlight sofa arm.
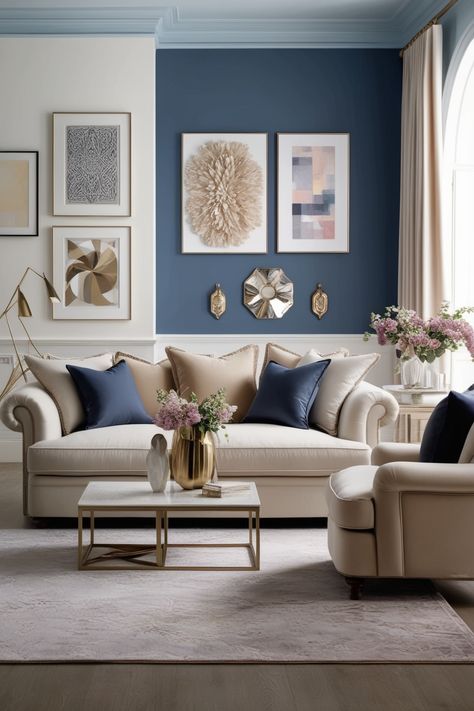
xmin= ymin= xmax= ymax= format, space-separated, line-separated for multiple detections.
xmin=371 ymin=442 xmax=420 ymax=465
xmin=0 ymin=382 xmax=62 ymax=444
xmin=337 ymin=382 xmax=399 ymax=448
xmin=374 ymin=461 xmax=474 ymax=576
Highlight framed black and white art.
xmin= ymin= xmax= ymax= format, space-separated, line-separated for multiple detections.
xmin=53 ymin=112 xmax=131 ymax=216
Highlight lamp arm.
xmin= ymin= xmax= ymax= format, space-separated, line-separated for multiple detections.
xmin=18 ymin=317 xmax=43 ymax=357
xmin=0 ymin=267 xmax=48 ymax=319
xmin=4 ymin=312 xmax=28 ymax=382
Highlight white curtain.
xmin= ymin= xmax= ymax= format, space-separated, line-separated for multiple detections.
xmin=398 ymin=24 xmax=445 ymax=319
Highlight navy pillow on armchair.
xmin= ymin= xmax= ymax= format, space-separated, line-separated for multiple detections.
xmin=419 ymin=387 xmax=474 ymax=463
xmin=66 ymin=359 xmax=153 ymax=430
xmin=243 ymin=359 xmax=330 ymax=429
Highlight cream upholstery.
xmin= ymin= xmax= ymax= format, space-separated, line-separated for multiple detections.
xmin=1 ymin=373 xmax=398 ymax=518
xmin=327 ymin=443 xmax=474 ymax=592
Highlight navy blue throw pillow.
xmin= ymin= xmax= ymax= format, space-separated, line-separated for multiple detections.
xmin=243 ymin=359 xmax=330 ymax=429
xmin=419 ymin=387 xmax=474 ymax=463
xmin=66 ymin=360 xmax=153 ymax=430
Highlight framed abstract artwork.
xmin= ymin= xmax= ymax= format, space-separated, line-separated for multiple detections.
xmin=0 ymin=151 xmax=38 ymax=236
xmin=182 ymin=132 xmax=268 ymax=254
xmin=277 ymin=133 xmax=349 ymax=253
xmin=53 ymin=113 xmax=131 ymax=216
xmin=52 ymin=226 xmax=130 ymax=320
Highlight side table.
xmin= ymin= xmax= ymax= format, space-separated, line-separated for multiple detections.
xmin=383 ymin=385 xmax=448 ymax=443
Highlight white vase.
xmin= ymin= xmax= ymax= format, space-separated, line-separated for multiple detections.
xmin=146 ymin=433 xmax=170 ymax=492
xmin=400 ymin=356 xmax=425 ymax=388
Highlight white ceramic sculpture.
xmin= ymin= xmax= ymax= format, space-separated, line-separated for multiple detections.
xmin=146 ymin=433 xmax=170 ymax=492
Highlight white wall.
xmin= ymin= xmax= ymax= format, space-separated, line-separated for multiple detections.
xmin=0 ymin=36 xmax=156 ymax=460
xmin=0 ymin=36 xmax=156 ymax=343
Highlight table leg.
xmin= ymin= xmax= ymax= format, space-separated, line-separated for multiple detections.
xmin=255 ymin=509 xmax=260 ymax=571
xmin=156 ymin=511 xmax=163 ymax=567
xmin=90 ymin=511 xmax=95 ymax=546
xmin=248 ymin=510 xmax=252 ymax=546
xmin=78 ymin=510 xmax=83 ymax=570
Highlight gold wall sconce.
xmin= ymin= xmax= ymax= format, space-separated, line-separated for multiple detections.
xmin=311 ymin=283 xmax=328 ymax=319
xmin=0 ymin=267 xmax=61 ymax=400
xmin=210 ymin=283 xmax=226 ymax=320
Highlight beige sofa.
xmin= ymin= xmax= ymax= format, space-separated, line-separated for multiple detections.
xmin=326 ymin=438 xmax=474 ymax=599
xmin=1 ymin=379 xmax=398 ymax=518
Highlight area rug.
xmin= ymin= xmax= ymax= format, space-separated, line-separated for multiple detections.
xmin=1 ymin=527 xmax=474 ymax=662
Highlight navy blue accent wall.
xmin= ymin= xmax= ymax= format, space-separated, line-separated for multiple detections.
xmin=156 ymin=49 xmax=401 ymax=334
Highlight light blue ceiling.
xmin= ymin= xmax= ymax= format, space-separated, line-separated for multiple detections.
xmin=0 ymin=0 xmax=448 ymax=47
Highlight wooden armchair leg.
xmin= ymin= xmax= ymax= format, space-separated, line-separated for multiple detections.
xmin=345 ymin=577 xmax=364 ymax=600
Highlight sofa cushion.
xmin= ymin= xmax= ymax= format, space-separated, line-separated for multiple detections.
xmin=28 ymin=423 xmax=371 ymax=479
xmin=66 ymin=360 xmax=153 ymax=430
xmin=326 ymin=465 xmax=377 ymax=530
xmin=166 ymin=345 xmax=258 ymax=422
xmin=24 ymin=353 xmax=114 ymax=435
xmin=244 ymin=359 xmax=330 ymax=429
xmin=114 ymin=352 xmax=175 ymax=418
xmin=266 ymin=344 xmax=379 ymax=436
xmin=420 ymin=389 xmax=474 ymax=463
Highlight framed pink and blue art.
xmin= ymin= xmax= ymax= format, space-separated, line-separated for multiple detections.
xmin=277 ymin=133 xmax=349 ymax=253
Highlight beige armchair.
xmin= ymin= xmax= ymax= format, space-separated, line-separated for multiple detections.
xmin=326 ymin=435 xmax=474 ymax=599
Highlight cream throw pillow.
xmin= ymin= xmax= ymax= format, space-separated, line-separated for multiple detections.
xmin=297 ymin=350 xmax=380 ymax=435
xmin=166 ymin=345 xmax=258 ymax=423
xmin=24 ymin=353 xmax=114 ymax=434
xmin=263 ymin=342 xmax=348 ymax=371
xmin=114 ymin=352 xmax=175 ymax=418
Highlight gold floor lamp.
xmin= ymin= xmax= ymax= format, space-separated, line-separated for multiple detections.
xmin=0 ymin=267 xmax=60 ymax=400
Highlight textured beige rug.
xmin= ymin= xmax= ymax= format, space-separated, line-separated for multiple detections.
xmin=1 ymin=527 xmax=474 ymax=662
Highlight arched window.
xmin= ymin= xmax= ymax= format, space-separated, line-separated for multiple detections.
xmin=444 ymin=30 xmax=474 ymax=390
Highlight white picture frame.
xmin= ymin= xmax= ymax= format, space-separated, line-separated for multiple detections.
xmin=277 ymin=133 xmax=349 ymax=253
xmin=53 ymin=112 xmax=131 ymax=216
xmin=53 ymin=226 xmax=130 ymax=320
xmin=182 ymin=132 xmax=268 ymax=254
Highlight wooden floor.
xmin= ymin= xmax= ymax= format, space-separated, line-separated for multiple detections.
xmin=1 ymin=463 xmax=474 ymax=710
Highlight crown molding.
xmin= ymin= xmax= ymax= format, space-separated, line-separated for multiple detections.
xmin=0 ymin=1 xmax=449 ymax=48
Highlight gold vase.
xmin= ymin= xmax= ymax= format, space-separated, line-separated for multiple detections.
xmin=170 ymin=426 xmax=216 ymax=490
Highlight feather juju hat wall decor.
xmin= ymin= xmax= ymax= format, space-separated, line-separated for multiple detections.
xmin=185 ymin=141 xmax=263 ymax=247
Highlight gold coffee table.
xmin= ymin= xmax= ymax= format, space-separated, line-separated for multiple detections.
xmin=77 ymin=481 xmax=260 ymax=572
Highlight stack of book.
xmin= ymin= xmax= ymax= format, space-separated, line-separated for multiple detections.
xmin=202 ymin=481 xmax=251 ymax=498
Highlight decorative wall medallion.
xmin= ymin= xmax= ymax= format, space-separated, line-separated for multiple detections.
xmin=243 ymin=268 xmax=293 ymax=319
xmin=53 ymin=113 xmax=131 ymax=216
xmin=277 ymin=133 xmax=349 ymax=253
xmin=182 ymin=133 xmax=268 ymax=254
xmin=210 ymin=283 xmax=226 ymax=320
xmin=52 ymin=226 xmax=130 ymax=320
xmin=311 ymin=283 xmax=328 ymax=319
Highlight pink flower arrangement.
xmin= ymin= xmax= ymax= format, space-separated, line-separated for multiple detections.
xmin=365 ymin=303 xmax=474 ymax=362
xmin=154 ymin=388 xmax=237 ymax=435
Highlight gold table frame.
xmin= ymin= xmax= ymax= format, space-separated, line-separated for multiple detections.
xmin=78 ymin=505 xmax=260 ymax=572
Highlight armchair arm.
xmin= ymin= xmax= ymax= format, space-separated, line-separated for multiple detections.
xmin=0 ymin=382 xmax=62 ymax=444
xmin=337 ymin=382 xmax=399 ymax=448
xmin=371 ymin=442 xmax=420 ymax=465
xmin=374 ymin=461 xmax=474 ymax=577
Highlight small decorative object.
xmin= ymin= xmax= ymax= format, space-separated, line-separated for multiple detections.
xmin=277 ymin=133 xmax=349 ymax=253
xmin=365 ymin=303 xmax=474 ymax=388
xmin=244 ymin=267 xmax=293 ymax=319
xmin=146 ymin=433 xmax=170 ymax=492
xmin=0 ymin=151 xmax=38 ymax=236
xmin=311 ymin=283 xmax=328 ymax=319
xmin=0 ymin=266 xmax=60 ymax=400
xmin=52 ymin=226 xmax=130 ymax=320
xmin=182 ymin=133 xmax=267 ymax=254
xmin=210 ymin=283 xmax=226 ymax=320
xmin=53 ymin=112 xmax=131 ymax=216
xmin=154 ymin=388 xmax=237 ymax=490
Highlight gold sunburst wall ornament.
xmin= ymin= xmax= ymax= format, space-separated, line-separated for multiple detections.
xmin=244 ymin=268 xmax=293 ymax=319
xmin=210 ymin=283 xmax=227 ymax=320
xmin=184 ymin=140 xmax=263 ymax=248
xmin=311 ymin=283 xmax=328 ymax=319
